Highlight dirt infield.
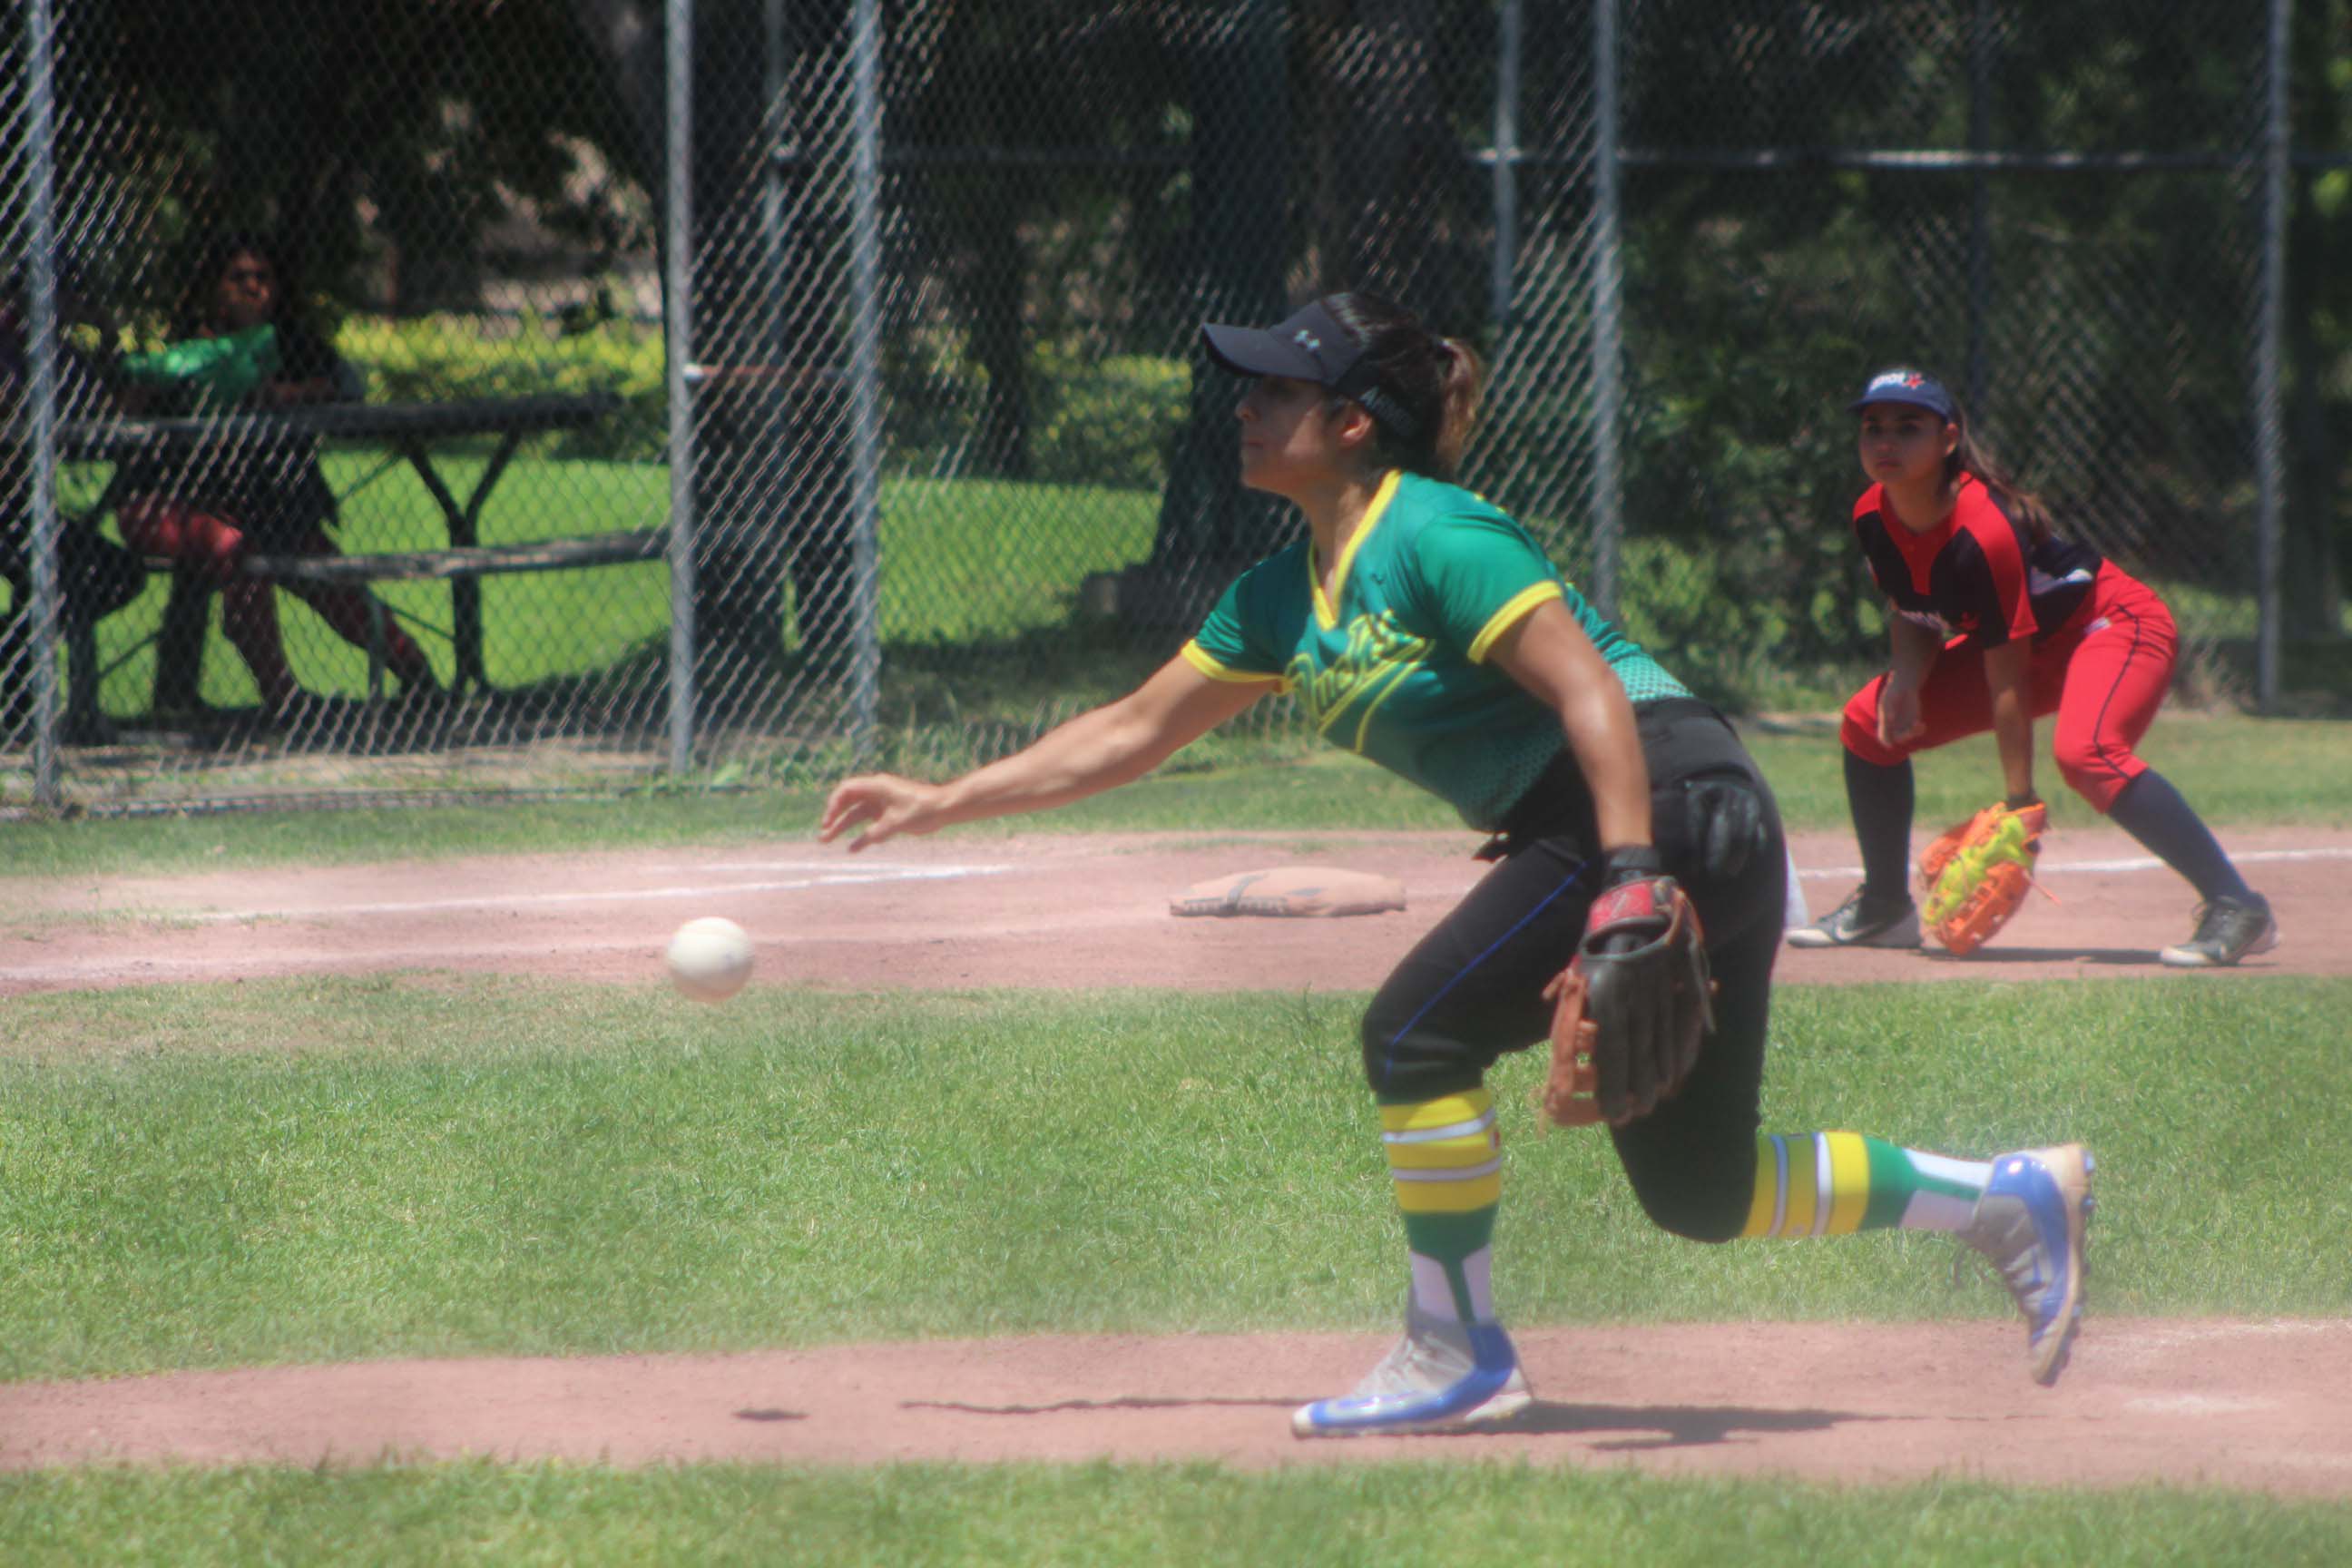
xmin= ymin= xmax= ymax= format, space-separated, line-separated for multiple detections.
xmin=5 ymin=824 xmax=2346 ymax=996
xmin=6 ymin=1320 xmax=2349 ymax=1494
xmin=6 ymin=825 xmax=2350 ymax=1491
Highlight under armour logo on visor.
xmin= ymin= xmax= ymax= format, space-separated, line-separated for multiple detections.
xmin=1293 ymin=329 xmax=1321 ymax=351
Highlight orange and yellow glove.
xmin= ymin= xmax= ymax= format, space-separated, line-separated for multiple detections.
xmin=1918 ymin=798 xmax=2049 ymax=956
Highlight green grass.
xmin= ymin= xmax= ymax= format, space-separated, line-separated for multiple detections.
xmin=6 ymin=975 xmax=2351 ymax=1556
xmin=5 ymin=978 xmax=2347 ymax=1385
xmin=4 ymin=1462 xmax=2347 ymax=1568
xmin=5 ymin=704 xmax=2347 ymax=881
xmin=68 ymin=457 xmax=1159 ymax=713
xmin=6 ymin=975 xmax=2349 ymax=1555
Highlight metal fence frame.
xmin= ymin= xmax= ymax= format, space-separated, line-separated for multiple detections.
xmin=6 ymin=0 xmax=2342 ymax=811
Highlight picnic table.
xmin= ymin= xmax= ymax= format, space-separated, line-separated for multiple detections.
xmin=56 ymin=390 xmax=653 ymax=703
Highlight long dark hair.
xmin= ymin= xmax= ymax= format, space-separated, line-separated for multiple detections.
xmin=176 ymin=230 xmax=295 ymax=337
xmin=1944 ymin=401 xmax=2053 ymax=545
xmin=1320 ymin=291 xmax=1483 ymax=480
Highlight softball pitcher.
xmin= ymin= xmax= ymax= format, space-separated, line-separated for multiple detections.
xmin=1788 ymin=369 xmax=2277 ymax=966
xmin=820 ymin=297 xmax=2092 ymax=1437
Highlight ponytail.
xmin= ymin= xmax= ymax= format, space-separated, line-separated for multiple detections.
xmin=1948 ymin=419 xmax=2053 ymax=546
xmin=1321 ymin=291 xmax=1485 ymax=480
xmin=1427 ymin=337 xmax=1483 ymax=478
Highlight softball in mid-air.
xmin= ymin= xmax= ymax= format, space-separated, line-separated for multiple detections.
xmin=666 ymin=916 xmax=755 ymax=1003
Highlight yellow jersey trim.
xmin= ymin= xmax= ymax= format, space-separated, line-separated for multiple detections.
xmin=1466 ymin=581 xmax=1564 ymax=664
xmin=1181 ymin=639 xmax=1288 ymax=691
xmin=1310 ymin=469 xmax=1402 ymax=632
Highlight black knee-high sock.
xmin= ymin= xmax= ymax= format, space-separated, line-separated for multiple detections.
xmin=1845 ymin=750 xmax=1916 ymax=906
xmin=2109 ymin=770 xmax=2252 ymax=904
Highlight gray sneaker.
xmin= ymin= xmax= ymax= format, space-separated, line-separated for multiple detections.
xmin=2159 ymin=894 xmax=2278 ymax=968
xmin=1786 ymin=887 xmax=1921 ymax=949
xmin=1958 ymin=1144 xmax=2094 ymax=1387
xmin=1292 ymin=1299 xmax=1532 ymax=1437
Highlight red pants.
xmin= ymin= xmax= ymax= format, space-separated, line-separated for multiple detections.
xmin=116 ymin=498 xmax=428 ymax=707
xmin=1840 ymin=563 xmax=2175 ymax=814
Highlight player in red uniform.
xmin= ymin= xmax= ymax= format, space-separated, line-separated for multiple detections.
xmin=1788 ymin=369 xmax=2277 ymax=967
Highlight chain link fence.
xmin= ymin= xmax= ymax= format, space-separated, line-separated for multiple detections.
xmin=5 ymin=0 xmax=2339 ymax=814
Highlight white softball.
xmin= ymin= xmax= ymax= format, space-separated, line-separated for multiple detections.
xmin=666 ymin=916 xmax=755 ymax=1004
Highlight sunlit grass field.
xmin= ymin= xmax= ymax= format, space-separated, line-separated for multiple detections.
xmin=3 ymin=973 xmax=2348 ymax=1563
xmin=5 ymin=978 xmax=2348 ymax=1383
xmin=6 ymin=1463 xmax=2346 ymax=1568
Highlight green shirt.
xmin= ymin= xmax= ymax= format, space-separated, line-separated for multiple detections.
xmin=1181 ymin=470 xmax=1690 ymax=829
xmin=119 ymin=325 xmax=280 ymax=407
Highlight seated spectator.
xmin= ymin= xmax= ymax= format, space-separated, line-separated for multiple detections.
xmin=113 ymin=233 xmax=438 ymax=722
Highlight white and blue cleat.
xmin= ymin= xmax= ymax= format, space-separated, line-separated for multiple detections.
xmin=1960 ymin=1143 xmax=2095 ymax=1387
xmin=1292 ymin=1302 xmax=1533 ymax=1437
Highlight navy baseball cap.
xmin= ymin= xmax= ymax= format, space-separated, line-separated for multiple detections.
xmin=1200 ymin=298 xmax=1424 ymax=442
xmin=1848 ymin=368 xmax=1956 ymax=421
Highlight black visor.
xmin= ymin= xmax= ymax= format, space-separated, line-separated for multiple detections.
xmin=1199 ymin=299 xmax=1423 ymax=444
xmin=1200 ymin=299 xmax=1363 ymax=386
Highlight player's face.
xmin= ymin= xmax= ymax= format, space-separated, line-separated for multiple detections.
xmin=1235 ymin=375 xmax=1344 ymax=497
xmin=1856 ymin=403 xmax=1956 ymax=488
xmin=214 ymin=251 xmax=277 ymax=332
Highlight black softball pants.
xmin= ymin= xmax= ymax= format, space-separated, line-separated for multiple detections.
xmin=1357 ymin=701 xmax=1786 ymax=1242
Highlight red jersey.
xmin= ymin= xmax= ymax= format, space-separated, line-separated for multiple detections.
xmin=1851 ymin=476 xmax=2102 ymax=649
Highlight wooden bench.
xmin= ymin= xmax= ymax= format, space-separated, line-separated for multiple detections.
xmin=240 ymin=527 xmax=671 ymax=700
xmin=64 ymin=527 xmax=669 ymax=732
xmin=55 ymin=393 xmax=642 ymax=725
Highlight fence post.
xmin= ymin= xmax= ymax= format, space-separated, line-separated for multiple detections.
xmin=1589 ymin=0 xmax=1624 ymax=616
xmin=24 ymin=0 xmax=62 ymax=808
xmin=847 ymin=0 xmax=883 ymax=761
xmin=1489 ymin=0 xmax=1522 ymax=325
xmin=2253 ymin=0 xmax=2289 ymax=714
xmin=663 ymin=0 xmax=698 ymax=776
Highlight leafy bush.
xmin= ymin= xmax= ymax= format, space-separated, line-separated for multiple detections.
xmin=885 ymin=340 xmax=1186 ymax=489
xmin=337 ymin=312 xmax=1184 ymax=490
xmin=334 ymin=311 xmax=665 ymax=461
xmin=1025 ymin=351 xmax=1187 ymax=488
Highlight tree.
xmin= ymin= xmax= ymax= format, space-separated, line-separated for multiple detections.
xmin=2285 ymin=0 xmax=2349 ymax=642
xmin=71 ymin=1 xmax=642 ymax=320
xmin=1141 ymin=0 xmax=1296 ymax=622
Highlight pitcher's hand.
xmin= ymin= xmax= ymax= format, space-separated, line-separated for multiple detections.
xmin=819 ymin=774 xmax=946 ymax=852
xmin=1877 ymin=679 xmax=1925 ymax=749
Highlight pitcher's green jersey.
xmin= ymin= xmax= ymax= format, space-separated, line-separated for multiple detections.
xmin=1181 ymin=470 xmax=1690 ymax=829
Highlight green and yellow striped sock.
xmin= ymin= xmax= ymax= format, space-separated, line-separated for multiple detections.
xmin=1738 ymin=1132 xmax=1990 ymax=1238
xmin=1379 ymin=1087 xmax=1503 ymax=1322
